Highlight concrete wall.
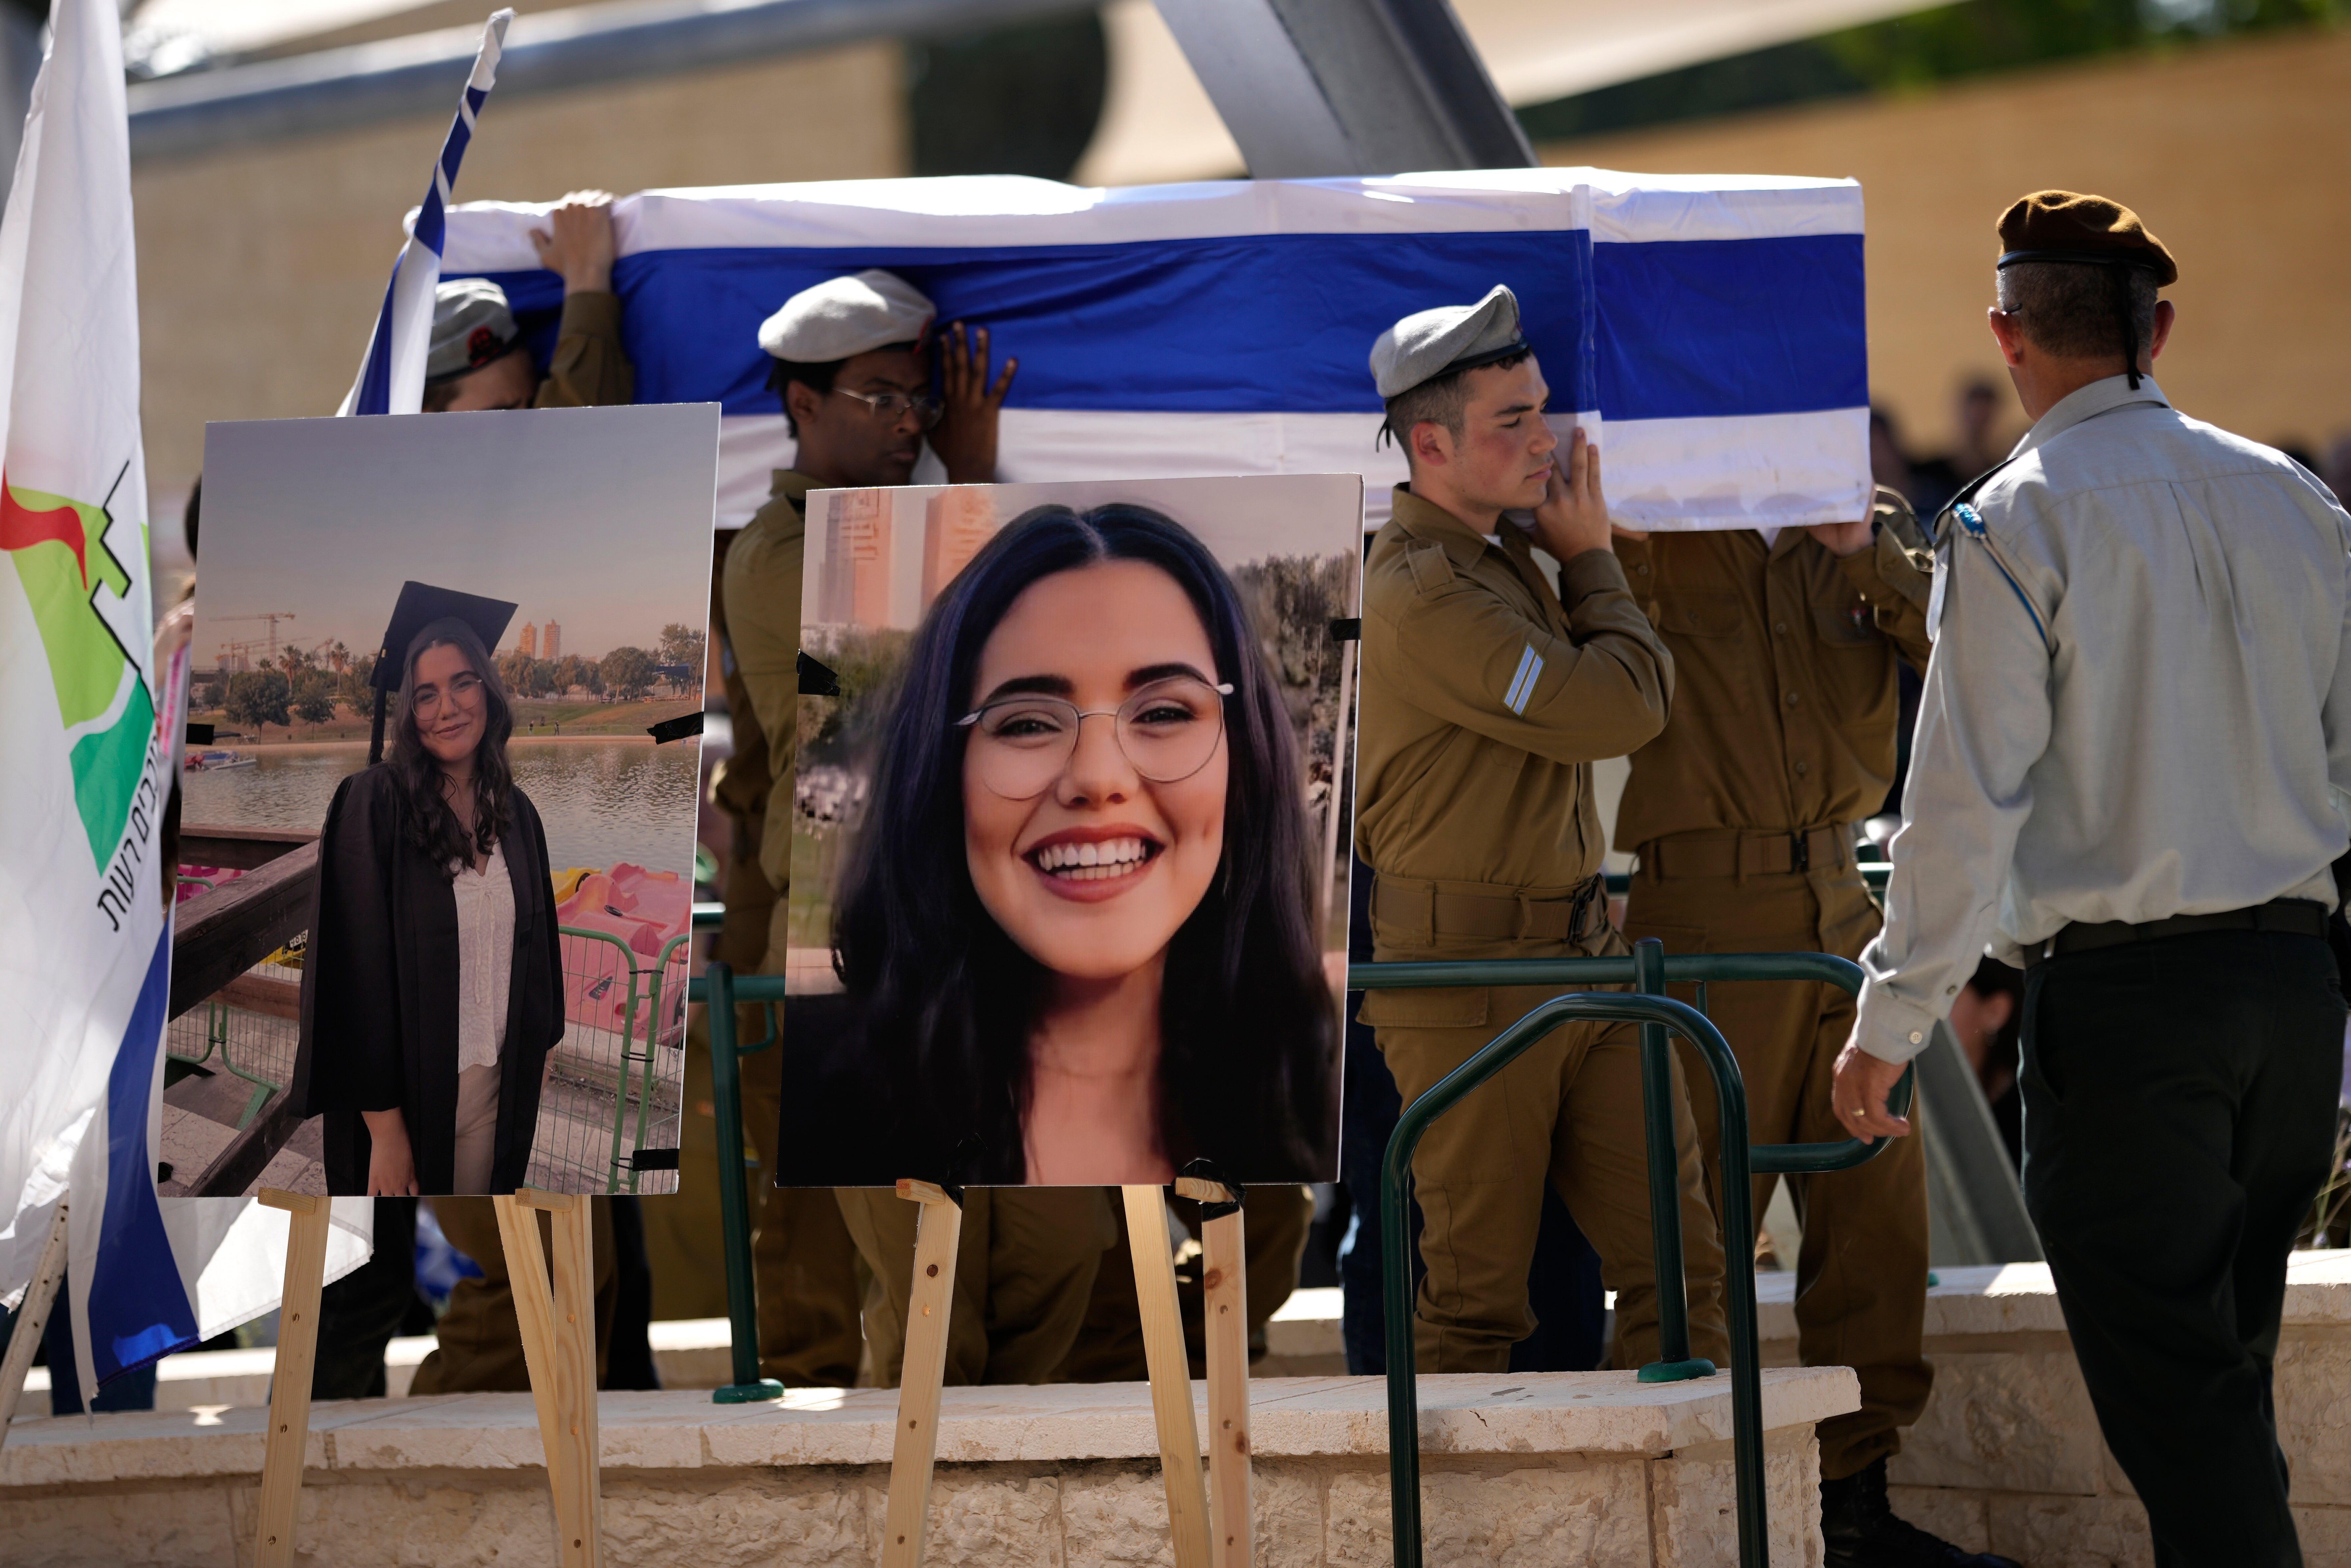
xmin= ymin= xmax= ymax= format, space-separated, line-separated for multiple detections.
xmin=1536 ymin=25 xmax=2351 ymax=466
xmin=134 ymin=41 xmax=910 ymax=530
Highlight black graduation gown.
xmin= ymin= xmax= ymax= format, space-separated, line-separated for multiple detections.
xmin=292 ymin=764 xmax=565 ymax=1195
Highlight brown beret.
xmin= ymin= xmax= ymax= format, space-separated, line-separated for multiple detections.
xmin=1996 ymin=190 xmax=2176 ymax=287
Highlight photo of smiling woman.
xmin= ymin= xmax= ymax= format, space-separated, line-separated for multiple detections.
xmin=292 ymin=616 xmax=565 ymax=1196
xmin=779 ymin=502 xmax=1343 ymax=1186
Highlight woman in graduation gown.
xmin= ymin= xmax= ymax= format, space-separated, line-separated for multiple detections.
xmin=294 ymin=617 xmax=565 ymax=1195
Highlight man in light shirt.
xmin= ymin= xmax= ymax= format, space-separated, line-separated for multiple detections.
xmin=1835 ymin=191 xmax=2351 ymax=1566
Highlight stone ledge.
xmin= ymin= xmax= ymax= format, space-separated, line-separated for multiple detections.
xmin=1755 ymin=1250 xmax=2351 ymax=1344
xmin=4 ymin=1374 xmax=1852 ymax=1568
xmin=1 ymin=1369 xmax=1857 ymax=1488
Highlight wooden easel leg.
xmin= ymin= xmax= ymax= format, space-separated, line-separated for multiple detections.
xmin=0 ymin=1200 xmax=70 ymax=1441
xmin=255 ymin=1190 xmax=331 ymax=1568
xmin=1198 ymin=1198 xmax=1253 ymax=1568
xmin=504 ymin=1190 xmax=604 ymax=1568
xmin=1124 ymin=1184 xmax=1213 ymax=1568
xmin=882 ymin=1179 xmax=964 ymax=1568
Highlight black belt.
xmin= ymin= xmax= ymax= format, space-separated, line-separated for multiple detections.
xmin=2021 ymin=898 xmax=2331 ymax=968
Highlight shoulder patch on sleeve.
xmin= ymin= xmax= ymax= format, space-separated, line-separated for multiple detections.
xmin=1405 ymin=539 xmax=1455 ymax=596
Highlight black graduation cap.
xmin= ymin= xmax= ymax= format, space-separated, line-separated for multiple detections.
xmin=370 ymin=580 xmax=519 ymax=693
xmin=365 ymin=580 xmax=518 ymax=765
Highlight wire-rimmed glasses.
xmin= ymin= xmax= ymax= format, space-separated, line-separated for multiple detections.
xmin=832 ymin=386 xmax=945 ymax=429
xmin=956 ymin=676 xmax=1234 ymax=800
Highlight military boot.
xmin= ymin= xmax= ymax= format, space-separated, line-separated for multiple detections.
xmin=1820 ymin=1457 xmax=2023 ymax=1568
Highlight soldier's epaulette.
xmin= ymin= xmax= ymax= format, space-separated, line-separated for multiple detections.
xmin=1405 ymin=539 xmax=1455 ymax=596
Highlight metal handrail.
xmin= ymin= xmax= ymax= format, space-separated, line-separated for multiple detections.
xmin=1360 ymin=942 xmax=1914 ymax=1568
xmin=687 ymin=961 xmax=788 ymax=1402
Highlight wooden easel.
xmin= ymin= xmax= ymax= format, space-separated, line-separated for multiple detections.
xmin=0 ymin=1200 xmax=70 ymax=1443
xmin=253 ymin=1190 xmax=333 ymax=1568
xmin=1174 ymin=1175 xmax=1255 ymax=1568
xmin=494 ymin=1189 xmax=604 ymax=1568
xmin=245 ymin=1188 xmax=604 ymax=1568
xmin=880 ymin=1178 xmax=1257 ymax=1568
xmin=879 ymin=1179 xmax=963 ymax=1568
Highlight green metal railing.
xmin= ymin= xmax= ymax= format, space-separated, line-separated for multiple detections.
xmin=167 ymin=1000 xmax=282 ymax=1130
xmin=682 ymin=902 xmax=1920 ymax=1545
xmin=1361 ymin=939 xmax=1913 ymax=1568
xmin=686 ymin=913 xmax=788 ymax=1402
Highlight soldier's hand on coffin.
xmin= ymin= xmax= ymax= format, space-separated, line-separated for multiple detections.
xmin=1531 ymin=427 xmax=1609 ymax=563
xmin=531 ymin=189 xmax=617 ymax=295
xmin=1807 ymin=516 xmax=1874 ymax=557
xmin=931 ymin=320 xmax=1019 ymax=484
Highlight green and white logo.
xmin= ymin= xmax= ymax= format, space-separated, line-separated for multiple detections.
xmin=2 ymin=473 xmax=155 ymax=873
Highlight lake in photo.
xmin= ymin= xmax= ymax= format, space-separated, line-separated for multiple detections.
xmin=180 ymin=740 xmax=699 ymax=876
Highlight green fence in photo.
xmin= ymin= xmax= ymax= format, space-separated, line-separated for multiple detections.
xmin=540 ymin=926 xmax=691 ymax=1195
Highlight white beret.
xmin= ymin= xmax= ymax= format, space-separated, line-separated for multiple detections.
xmin=427 ymin=277 xmax=521 ymax=382
xmin=1369 ymin=284 xmax=1528 ymax=400
xmin=757 ymin=269 xmax=936 ymax=363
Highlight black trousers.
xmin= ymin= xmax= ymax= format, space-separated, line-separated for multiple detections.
xmin=313 ymin=1197 xmax=416 ymax=1400
xmin=2022 ymin=929 xmax=2343 ymax=1568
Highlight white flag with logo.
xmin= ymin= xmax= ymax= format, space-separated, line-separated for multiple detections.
xmin=0 ymin=0 xmax=366 ymax=1407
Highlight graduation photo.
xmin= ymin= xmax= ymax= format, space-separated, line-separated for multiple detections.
xmin=164 ymin=403 xmax=719 ymax=1197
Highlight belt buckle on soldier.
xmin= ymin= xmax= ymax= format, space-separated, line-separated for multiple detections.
xmin=1789 ymin=829 xmax=1811 ymax=874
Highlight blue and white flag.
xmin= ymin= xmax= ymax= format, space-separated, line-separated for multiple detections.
xmin=436 ymin=167 xmax=1868 ymax=531
xmin=336 ymin=9 xmax=511 ymax=418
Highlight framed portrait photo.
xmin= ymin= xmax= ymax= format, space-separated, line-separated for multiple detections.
xmin=171 ymin=403 xmax=719 ymax=1198
xmin=777 ymin=473 xmax=1361 ymax=1189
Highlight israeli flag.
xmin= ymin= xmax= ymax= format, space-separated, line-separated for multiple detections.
xmin=336 ymin=9 xmax=511 ymax=417
xmin=436 ymin=167 xmax=1867 ymax=532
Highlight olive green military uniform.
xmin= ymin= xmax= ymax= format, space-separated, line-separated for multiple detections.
xmin=1355 ymin=484 xmax=1730 ymax=1375
xmin=1054 ymin=1183 xmax=1317 ymax=1382
xmin=536 ymin=291 xmax=633 ymax=409
xmin=1612 ymin=490 xmax=1934 ymax=1478
xmin=426 ymin=290 xmax=635 ymax=1390
xmin=722 ymin=471 xmax=1114 ymax=1385
xmin=838 ymin=1187 xmax=1116 ymax=1387
xmin=411 ymin=1198 xmax=616 ymax=1392
xmin=715 ymin=470 xmax=866 ymax=1386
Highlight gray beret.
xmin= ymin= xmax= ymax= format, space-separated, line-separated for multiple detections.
xmin=426 ymin=277 xmax=522 ymax=383
xmin=1369 ymin=284 xmax=1528 ymax=400
xmin=757 ymin=269 xmax=936 ymax=363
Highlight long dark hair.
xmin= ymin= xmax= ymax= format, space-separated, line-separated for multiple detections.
xmin=830 ymin=503 xmax=1338 ymax=1184
xmin=388 ymin=617 xmax=515 ymax=877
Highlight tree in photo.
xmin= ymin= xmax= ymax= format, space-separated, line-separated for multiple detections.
xmin=601 ymin=645 xmax=656 ymax=702
xmin=553 ymin=652 xmax=592 ymax=698
xmin=225 ymin=668 xmax=291 ymax=736
xmin=291 ymin=669 xmax=338 ymax=729
xmin=495 ymin=645 xmax=533 ymax=694
xmin=336 ymin=653 xmax=377 ymax=711
xmin=657 ymin=621 xmax=705 ymax=673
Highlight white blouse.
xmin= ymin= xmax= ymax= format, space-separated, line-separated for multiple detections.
xmin=450 ymin=841 xmax=515 ymax=1073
